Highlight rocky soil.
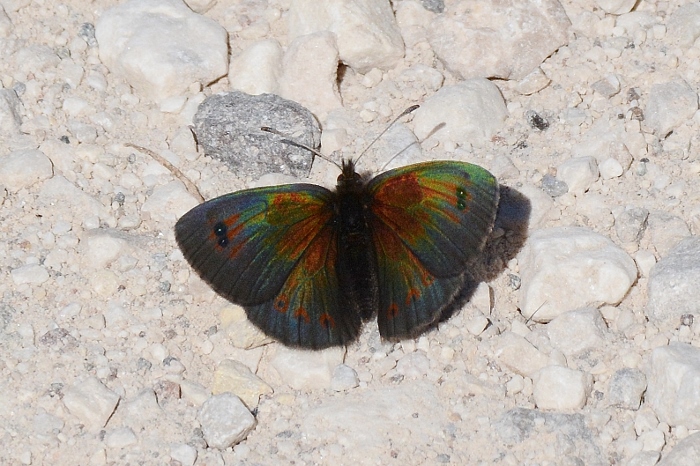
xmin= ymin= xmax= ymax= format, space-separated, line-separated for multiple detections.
xmin=1 ymin=0 xmax=700 ymax=465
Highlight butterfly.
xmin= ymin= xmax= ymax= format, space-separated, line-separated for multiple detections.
xmin=175 ymin=159 xmax=499 ymax=349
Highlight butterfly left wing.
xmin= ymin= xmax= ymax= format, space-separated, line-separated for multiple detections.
xmin=175 ymin=184 xmax=362 ymax=349
xmin=366 ymin=161 xmax=500 ymax=339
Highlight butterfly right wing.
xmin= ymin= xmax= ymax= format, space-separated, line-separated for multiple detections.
xmin=175 ymin=184 xmax=361 ymax=348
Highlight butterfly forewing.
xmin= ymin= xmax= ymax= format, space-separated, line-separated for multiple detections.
xmin=175 ymin=184 xmax=362 ymax=348
xmin=367 ymin=161 xmax=500 ymax=339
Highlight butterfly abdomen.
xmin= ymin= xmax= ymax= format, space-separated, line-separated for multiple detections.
xmin=334 ymin=183 xmax=379 ymax=321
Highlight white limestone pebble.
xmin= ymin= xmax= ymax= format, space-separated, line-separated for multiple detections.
xmin=330 ymin=364 xmax=360 ymax=392
xmin=278 ymin=31 xmax=343 ymax=119
xmin=533 ymin=366 xmax=593 ymax=411
xmin=627 ymin=451 xmax=662 ymax=466
xmin=557 ymin=156 xmax=599 ymax=194
xmin=607 ymin=368 xmax=647 ymax=410
xmin=666 ymin=3 xmax=700 ymax=48
xmin=647 ymin=343 xmax=700 ymax=429
xmin=38 ymin=176 xmax=110 ymax=219
xmin=95 ymin=0 xmax=228 ymax=103
xmin=212 ymin=359 xmax=273 ymax=409
xmin=518 ymin=227 xmax=637 ymax=322
xmin=647 ymin=237 xmax=700 ymax=326
xmin=0 ymin=149 xmax=53 ymax=192
xmin=494 ymin=332 xmax=550 ymax=378
xmin=644 ymin=80 xmax=698 ymax=138
xmin=80 ymin=229 xmax=133 ymax=270
xmin=220 ymin=305 xmax=275 ymax=349
xmin=170 ymin=443 xmax=197 ymax=466
xmin=657 ymin=431 xmax=700 ymax=466
xmin=595 ymin=0 xmax=637 ymax=15
xmin=396 ymin=350 xmax=430 ymax=379
xmin=229 ymin=39 xmax=283 ymax=95
xmin=269 ymin=346 xmax=344 ymax=390
xmin=287 ymin=0 xmax=404 ymax=73
xmin=62 ymin=377 xmax=121 ymax=429
xmin=119 ymin=389 xmax=162 ymax=431
xmin=428 ymin=0 xmax=570 ymax=80
xmin=599 ymin=157 xmax=624 ymax=179
xmin=0 ymin=88 xmax=22 ymax=138
xmin=142 ymin=180 xmax=200 ymax=227
xmin=10 ymin=264 xmax=49 ymax=285
xmin=104 ymin=427 xmax=137 ymax=448
xmin=198 ymin=393 xmax=256 ymax=450
xmin=647 ymin=211 xmax=691 ymax=257
xmin=412 ymin=78 xmax=508 ymax=146
xmin=546 ymin=308 xmax=607 ymax=357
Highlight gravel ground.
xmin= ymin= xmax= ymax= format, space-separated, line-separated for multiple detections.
xmin=1 ymin=0 xmax=700 ymax=465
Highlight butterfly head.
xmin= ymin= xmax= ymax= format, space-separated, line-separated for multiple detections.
xmin=337 ymin=159 xmax=364 ymax=191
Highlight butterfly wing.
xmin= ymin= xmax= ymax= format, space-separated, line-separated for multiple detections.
xmin=175 ymin=184 xmax=361 ymax=349
xmin=366 ymin=161 xmax=500 ymax=339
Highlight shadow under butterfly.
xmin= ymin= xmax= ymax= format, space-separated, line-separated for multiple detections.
xmin=174 ymin=108 xmax=530 ymax=349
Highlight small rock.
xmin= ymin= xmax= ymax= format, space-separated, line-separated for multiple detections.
xmin=647 ymin=237 xmax=700 ymax=326
xmin=412 ymin=78 xmax=508 ymax=145
xmin=278 ymin=31 xmax=343 ymax=119
xmin=153 ymin=380 xmax=181 ymax=405
xmin=627 ymin=451 xmax=661 ymax=466
xmin=104 ymin=427 xmax=137 ymax=448
xmin=0 ymin=88 xmax=22 ymax=138
xmin=614 ymin=206 xmax=649 ymax=244
xmin=647 ymin=342 xmax=700 ymax=429
xmin=95 ymin=0 xmax=228 ymax=102
xmin=591 ymin=74 xmax=621 ymax=98
xmin=557 ymin=156 xmax=599 ymax=194
xmin=533 ymin=366 xmax=592 ymax=410
xmin=119 ymin=389 xmax=162 ymax=431
xmin=608 ymin=368 xmax=647 ymax=410
xmin=427 ymin=0 xmax=570 ymax=80
xmin=666 ymin=3 xmax=700 ymax=48
xmin=198 ymin=393 xmax=256 ymax=449
xmin=396 ymin=350 xmax=430 ymax=378
xmin=62 ymin=377 xmax=120 ymax=429
xmin=10 ymin=264 xmax=49 ymax=285
xmin=515 ymin=67 xmax=551 ymax=95
xmin=647 ymin=211 xmax=691 ymax=257
xmin=546 ymin=308 xmax=607 ymax=357
xmin=170 ymin=443 xmax=198 ymax=466
xmin=80 ymin=229 xmax=133 ymax=270
xmin=540 ymin=174 xmax=568 ymax=197
xmin=330 ymin=364 xmax=360 ymax=391
xmin=287 ymin=0 xmax=404 ymax=73
xmin=269 ymin=345 xmax=344 ymax=390
xmin=645 ymin=79 xmax=698 ymax=138
xmin=657 ymin=431 xmax=700 ymax=466
xmin=229 ymin=39 xmax=283 ymax=95
xmin=494 ymin=332 xmax=549 ymax=378
xmin=142 ymin=180 xmax=200 ymax=227
xmin=220 ymin=305 xmax=275 ymax=349
xmin=0 ymin=149 xmax=53 ymax=192
xmin=192 ymin=91 xmax=319 ymax=180
xmin=599 ymin=157 xmax=624 ymax=179
xmin=518 ymin=227 xmax=637 ymax=321
xmin=595 ymin=0 xmax=637 ymax=15
xmin=213 ymin=359 xmax=273 ymax=409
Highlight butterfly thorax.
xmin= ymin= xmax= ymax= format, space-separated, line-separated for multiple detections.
xmin=334 ymin=159 xmax=379 ymax=320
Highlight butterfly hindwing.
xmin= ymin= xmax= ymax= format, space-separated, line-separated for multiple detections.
xmin=367 ymin=161 xmax=500 ymax=339
xmin=175 ymin=184 xmax=361 ymax=348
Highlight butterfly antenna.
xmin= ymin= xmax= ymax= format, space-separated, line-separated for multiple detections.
xmin=354 ymin=105 xmax=420 ymax=165
xmin=378 ymin=121 xmax=446 ymax=172
xmin=261 ymin=127 xmax=342 ymax=170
